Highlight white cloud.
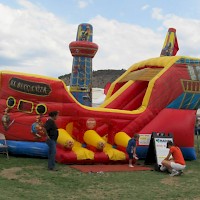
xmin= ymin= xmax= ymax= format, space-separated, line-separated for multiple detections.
xmin=89 ymin=15 xmax=163 ymax=70
xmin=17 ymin=0 xmax=39 ymax=9
xmin=151 ymin=8 xmax=200 ymax=57
xmin=0 ymin=1 xmax=76 ymax=77
xmin=77 ymin=1 xmax=88 ymax=9
xmin=162 ymin=16 xmax=200 ymax=57
xmin=152 ymin=8 xmax=164 ymax=20
xmin=141 ymin=4 xmax=149 ymax=11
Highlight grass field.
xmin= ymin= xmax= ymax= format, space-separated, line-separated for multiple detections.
xmin=0 ymin=136 xmax=199 ymax=200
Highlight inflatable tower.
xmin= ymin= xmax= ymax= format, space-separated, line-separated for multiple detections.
xmin=160 ymin=28 xmax=179 ymax=56
xmin=69 ymin=23 xmax=98 ymax=106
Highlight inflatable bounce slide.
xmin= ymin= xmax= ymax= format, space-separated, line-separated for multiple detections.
xmin=0 ymin=27 xmax=198 ymax=164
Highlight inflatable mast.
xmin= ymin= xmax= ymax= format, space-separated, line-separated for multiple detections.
xmin=160 ymin=28 xmax=179 ymax=56
xmin=69 ymin=23 xmax=98 ymax=106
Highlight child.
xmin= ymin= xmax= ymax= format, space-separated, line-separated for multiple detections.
xmin=126 ymin=134 xmax=140 ymax=167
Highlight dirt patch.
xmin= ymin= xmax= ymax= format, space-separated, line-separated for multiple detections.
xmin=0 ymin=166 xmax=42 ymax=185
xmin=0 ymin=167 xmax=22 ymax=180
xmin=184 ymin=170 xmax=194 ymax=174
xmin=160 ymin=177 xmax=180 ymax=186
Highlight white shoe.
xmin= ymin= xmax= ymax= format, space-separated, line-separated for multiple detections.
xmin=169 ymin=170 xmax=180 ymax=177
xmin=160 ymin=165 xmax=167 ymax=172
xmin=129 ymin=164 xmax=134 ymax=168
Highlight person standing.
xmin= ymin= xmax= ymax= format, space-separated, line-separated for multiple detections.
xmin=196 ymin=116 xmax=200 ymax=153
xmin=161 ymin=141 xmax=186 ymax=176
xmin=195 ymin=116 xmax=200 ymax=135
xmin=44 ymin=111 xmax=59 ymax=171
xmin=126 ymin=134 xmax=140 ymax=167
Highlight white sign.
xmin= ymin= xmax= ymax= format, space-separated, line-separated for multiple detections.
xmin=139 ymin=134 xmax=151 ymax=145
xmin=154 ymin=138 xmax=173 ymax=165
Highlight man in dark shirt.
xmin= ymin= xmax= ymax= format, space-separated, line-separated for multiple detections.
xmin=44 ymin=111 xmax=59 ymax=171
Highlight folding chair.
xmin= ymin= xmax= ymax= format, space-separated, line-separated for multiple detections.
xmin=0 ymin=133 xmax=9 ymax=158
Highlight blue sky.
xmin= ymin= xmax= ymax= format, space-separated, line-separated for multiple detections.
xmin=1 ymin=0 xmax=200 ymax=77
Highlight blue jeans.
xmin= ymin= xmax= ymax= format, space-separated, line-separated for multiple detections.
xmin=46 ymin=138 xmax=56 ymax=169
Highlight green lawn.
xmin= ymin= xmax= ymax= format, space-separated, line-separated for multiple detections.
xmin=0 ymin=136 xmax=199 ymax=200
